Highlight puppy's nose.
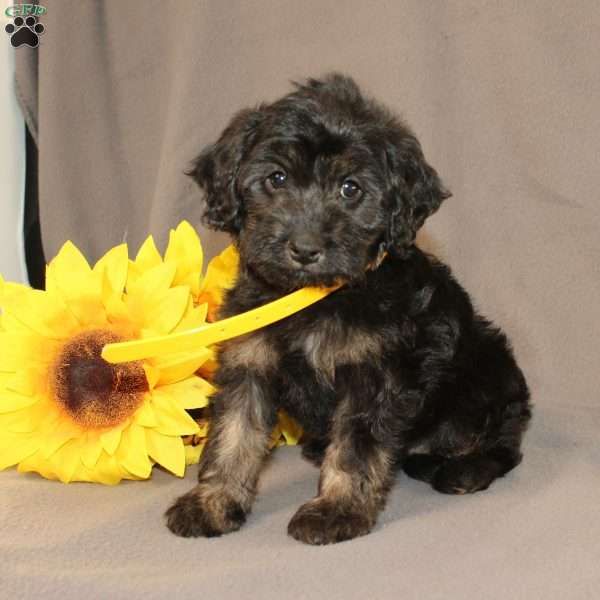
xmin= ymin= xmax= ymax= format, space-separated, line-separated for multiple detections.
xmin=288 ymin=238 xmax=323 ymax=265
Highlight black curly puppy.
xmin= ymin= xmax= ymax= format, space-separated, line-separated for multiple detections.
xmin=166 ymin=74 xmax=531 ymax=545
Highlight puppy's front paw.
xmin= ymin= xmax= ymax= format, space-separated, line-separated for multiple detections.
xmin=287 ymin=499 xmax=373 ymax=545
xmin=165 ymin=486 xmax=246 ymax=538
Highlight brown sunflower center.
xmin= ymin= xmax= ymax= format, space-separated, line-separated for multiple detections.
xmin=52 ymin=330 xmax=148 ymax=429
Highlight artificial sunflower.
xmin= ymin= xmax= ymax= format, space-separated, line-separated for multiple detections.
xmin=271 ymin=409 xmax=304 ymax=448
xmin=195 ymin=244 xmax=239 ymax=321
xmin=0 ymin=221 xmax=303 ymax=485
xmin=0 ymin=223 xmax=213 ymax=484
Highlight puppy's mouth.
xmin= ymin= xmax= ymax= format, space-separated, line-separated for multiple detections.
xmin=243 ymin=236 xmax=371 ymax=291
xmin=247 ymin=256 xmax=347 ymax=291
xmin=290 ymin=266 xmax=343 ymax=287
xmin=280 ymin=247 xmax=345 ymax=286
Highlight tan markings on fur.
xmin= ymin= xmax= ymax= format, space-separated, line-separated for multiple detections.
xmin=406 ymin=441 xmax=432 ymax=455
xmin=199 ymin=380 xmax=271 ymax=510
xmin=215 ymin=410 xmax=246 ymax=465
xmin=319 ymin=437 xmax=393 ymax=510
xmin=214 ymin=405 xmax=269 ymax=472
xmin=303 ymin=320 xmax=382 ymax=383
xmin=182 ymin=484 xmax=243 ymax=532
xmin=319 ymin=442 xmax=354 ymax=500
xmin=221 ymin=333 xmax=278 ymax=374
xmin=368 ymin=445 xmax=394 ymax=490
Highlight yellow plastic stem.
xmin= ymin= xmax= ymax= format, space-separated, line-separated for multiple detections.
xmin=102 ymin=284 xmax=340 ymax=364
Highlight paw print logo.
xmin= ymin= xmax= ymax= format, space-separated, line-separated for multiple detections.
xmin=5 ymin=15 xmax=45 ymax=48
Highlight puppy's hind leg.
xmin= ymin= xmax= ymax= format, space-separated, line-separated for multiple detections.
xmin=403 ymin=446 xmax=522 ymax=494
xmin=404 ymin=398 xmax=531 ymax=495
xmin=431 ymin=401 xmax=531 ymax=494
xmin=408 ymin=324 xmax=532 ymax=495
xmin=166 ymin=371 xmax=277 ymax=537
xmin=401 ymin=453 xmax=446 ymax=483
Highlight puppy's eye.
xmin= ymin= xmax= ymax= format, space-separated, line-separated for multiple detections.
xmin=340 ymin=179 xmax=362 ymax=200
xmin=266 ymin=171 xmax=287 ymax=190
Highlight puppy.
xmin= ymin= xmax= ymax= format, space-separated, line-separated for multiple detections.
xmin=166 ymin=74 xmax=531 ymax=545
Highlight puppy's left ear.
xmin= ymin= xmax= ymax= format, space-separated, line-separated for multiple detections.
xmin=385 ymin=132 xmax=451 ymax=254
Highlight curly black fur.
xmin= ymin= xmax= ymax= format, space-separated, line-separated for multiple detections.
xmin=166 ymin=74 xmax=531 ymax=545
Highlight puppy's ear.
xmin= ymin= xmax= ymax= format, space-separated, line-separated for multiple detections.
xmin=385 ymin=132 xmax=451 ymax=255
xmin=187 ymin=108 xmax=264 ymax=234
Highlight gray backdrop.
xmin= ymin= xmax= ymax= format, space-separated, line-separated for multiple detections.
xmin=4 ymin=1 xmax=599 ymax=598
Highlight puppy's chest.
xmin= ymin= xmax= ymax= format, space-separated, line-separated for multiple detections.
xmin=283 ymin=317 xmax=384 ymax=385
xmin=221 ymin=315 xmax=391 ymax=434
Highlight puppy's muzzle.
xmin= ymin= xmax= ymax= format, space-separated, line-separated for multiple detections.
xmin=287 ymin=235 xmax=323 ymax=266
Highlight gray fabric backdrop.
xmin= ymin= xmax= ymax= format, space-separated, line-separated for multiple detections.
xmin=5 ymin=1 xmax=599 ymax=598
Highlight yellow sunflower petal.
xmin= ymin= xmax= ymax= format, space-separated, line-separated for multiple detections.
xmin=93 ymin=244 xmax=129 ymax=296
xmin=138 ymin=286 xmax=191 ymax=335
xmin=0 ymin=331 xmax=58 ymax=372
xmin=129 ymin=235 xmax=163 ymax=288
xmin=196 ymin=244 xmax=239 ymax=317
xmin=152 ymin=348 xmax=212 ymax=386
xmin=4 ymin=408 xmax=41 ymax=433
xmin=127 ymin=261 xmax=176 ymax=298
xmin=143 ymin=364 xmax=161 ymax=390
xmin=164 ymin=221 xmax=204 ymax=297
xmin=5 ymin=397 xmax=59 ymax=434
xmin=184 ymin=443 xmax=206 ymax=465
xmin=136 ymin=235 xmax=163 ymax=268
xmin=39 ymin=419 xmax=78 ymax=459
xmin=89 ymin=452 xmax=126 ymax=485
xmin=100 ymin=426 xmax=124 ymax=456
xmin=2 ymin=280 xmax=31 ymax=297
xmin=49 ymin=241 xmax=93 ymax=289
xmin=68 ymin=460 xmax=95 ymax=483
xmin=5 ymin=368 xmax=42 ymax=397
xmin=159 ymin=376 xmax=215 ymax=409
xmin=0 ymin=311 xmax=32 ymax=334
xmin=1 ymin=286 xmax=79 ymax=339
xmin=116 ymin=424 xmax=152 ymax=479
xmin=47 ymin=438 xmax=82 ymax=483
xmin=124 ymin=263 xmax=179 ymax=332
xmin=269 ymin=423 xmax=283 ymax=448
xmin=0 ymin=390 xmax=39 ymax=413
xmin=172 ymin=302 xmax=209 ymax=333
xmin=196 ymin=357 xmax=218 ymax=380
xmin=134 ymin=398 xmax=158 ymax=427
xmin=152 ymin=390 xmax=200 ymax=436
xmin=200 ymin=244 xmax=239 ymax=293
xmin=47 ymin=242 xmax=106 ymax=326
xmin=277 ymin=410 xmax=304 ymax=445
xmin=80 ymin=434 xmax=104 ymax=470
xmin=0 ymin=434 xmax=39 ymax=469
xmin=17 ymin=450 xmax=58 ymax=480
xmin=145 ymin=429 xmax=185 ymax=477
xmin=102 ymin=282 xmax=132 ymax=328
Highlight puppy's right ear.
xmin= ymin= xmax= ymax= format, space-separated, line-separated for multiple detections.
xmin=187 ymin=108 xmax=264 ymax=234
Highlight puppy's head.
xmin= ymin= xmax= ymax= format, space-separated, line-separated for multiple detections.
xmin=189 ymin=74 xmax=450 ymax=290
